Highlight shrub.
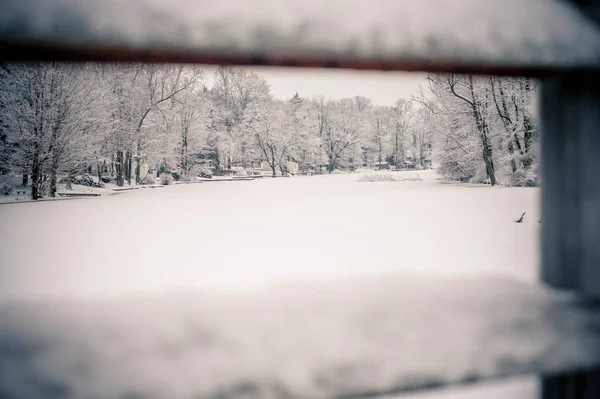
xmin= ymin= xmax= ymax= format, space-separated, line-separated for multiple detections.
xmin=140 ymin=175 xmax=155 ymax=185
xmin=509 ymin=167 xmax=539 ymax=187
xmin=73 ymin=174 xmax=104 ymax=188
xmin=199 ymin=168 xmax=213 ymax=179
xmin=469 ymin=167 xmax=490 ymax=184
xmin=357 ymin=173 xmax=396 ymax=182
xmin=179 ymin=174 xmax=194 ymax=182
xmin=159 ymin=172 xmax=173 ymax=185
xmin=436 ymin=158 xmax=475 ymax=183
xmin=399 ymin=173 xmax=423 ymax=181
xmin=0 ymin=183 xmax=12 ymax=196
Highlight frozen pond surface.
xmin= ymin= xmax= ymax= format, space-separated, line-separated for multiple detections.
xmin=5 ymin=171 xmax=595 ymax=399
xmin=0 ymin=170 xmax=540 ymax=300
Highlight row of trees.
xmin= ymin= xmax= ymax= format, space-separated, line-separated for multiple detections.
xmin=0 ymin=63 xmax=538 ymax=200
xmin=417 ymin=74 xmax=538 ymax=186
xmin=0 ymin=63 xmax=428 ymax=199
xmin=208 ymin=67 xmax=427 ymax=175
xmin=0 ymin=63 xmax=205 ymax=198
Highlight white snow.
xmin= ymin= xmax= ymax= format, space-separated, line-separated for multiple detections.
xmin=3 ymin=171 xmax=598 ymax=399
xmin=0 ymin=170 xmax=540 ymax=300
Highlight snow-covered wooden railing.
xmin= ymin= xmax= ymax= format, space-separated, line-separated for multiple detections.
xmin=1 ymin=0 xmax=600 ymax=75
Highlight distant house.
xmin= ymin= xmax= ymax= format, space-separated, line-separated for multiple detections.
xmin=374 ymin=161 xmax=390 ymax=170
xmin=287 ymin=161 xmax=299 ymax=175
xmin=261 ymin=160 xmax=299 ymax=175
xmin=261 ymin=161 xmax=273 ymax=172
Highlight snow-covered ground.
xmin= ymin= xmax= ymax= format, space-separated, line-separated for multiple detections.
xmin=0 ymin=170 xmax=540 ymax=300
xmin=4 ymin=170 xmax=597 ymax=399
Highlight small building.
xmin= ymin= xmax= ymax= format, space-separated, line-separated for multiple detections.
xmin=261 ymin=160 xmax=299 ymax=175
xmin=261 ymin=161 xmax=273 ymax=172
xmin=287 ymin=161 xmax=299 ymax=175
xmin=374 ymin=161 xmax=390 ymax=170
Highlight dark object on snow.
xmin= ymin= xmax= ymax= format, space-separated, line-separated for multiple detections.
xmin=101 ymin=176 xmax=114 ymax=184
xmin=171 ymin=172 xmax=181 ymax=181
xmin=73 ymin=174 xmax=105 ymax=188
xmin=515 ymin=212 xmax=526 ymax=223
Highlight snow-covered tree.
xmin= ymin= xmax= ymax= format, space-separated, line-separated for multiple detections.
xmin=244 ymin=98 xmax=294 ymax=177
xmin=367 ymin=105 xmax=392 ymax=167
xmin=423 ymin=74 xmax=538 ymax=185
xmin=323 ymin=99 xmax=363 ymax=172
xmin=210 ymin=66 xmax=270 ymax=169
xmin=488 ymin=77 xmax=538 ymax=185
xmin=1 ymin=63 xmax=539 ymax=191
xmin=285 ymin=93 xmax=322 ymax=173
xmin=390 ymin=99 xmax=413 ymax=167
xmin=0 ymin=62 xmax=100 ymax=198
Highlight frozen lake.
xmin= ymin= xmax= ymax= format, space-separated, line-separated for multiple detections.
xmin=0 ymin=170 xmax=540 ymax=300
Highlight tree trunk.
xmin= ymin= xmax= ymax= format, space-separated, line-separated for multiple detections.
xmin=468 ymin=77 xmax=497 ymax=186
xmin=49 ymin=168 xmax=57 ymax=198
xmin=97 ymin=160 xmax=103 ymax=184
xmin=394 ymin=133 xmax=399 ymax=167
xmin=126 ymin=151 xmax=132 ymax=185
xmin=124 ymin=154 xmax=129 ymax=184
xmin=522 ymin=113 xmax=535 ymax=169
xmin=22 ymin=174 xmax=28 ymax=187
xmin=31 ymin=160 xmax=40 ymax=200
xmin=482 ymin=137 xmax=497 ymax=186
xmin=478 ymin=118 xmax=497 ymax=186
xmin=214 ymin=147 xmax=220 ymax=170
xmin=327 ymin=153 xmax=336 ymax=173
xmin=66 ymin=169 xmax=73 ymax=190
xmin=508 ymin=140 xmax=517 ymax=173
xmin=135 ymin=157 xmax=141 ymax=185
xmin=116 ymin=151 xmax=124 ymax=186
xmin=180 ymin=141 xmax=186 ymax=175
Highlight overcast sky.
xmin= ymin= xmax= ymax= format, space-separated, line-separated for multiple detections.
xmin=202 ymin=66 xmax=426 ymax=106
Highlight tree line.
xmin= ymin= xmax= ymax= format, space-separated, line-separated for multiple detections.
xmin=0 ymin=63 xmax=538 ymax=200
xmin=415 ymin=74 xmax=539 ymax=186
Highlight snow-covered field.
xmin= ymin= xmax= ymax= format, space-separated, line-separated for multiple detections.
xmin=3 ymin=171 xmax=598 ymax=399
xmin=0 ymin=170 xmax=540 ymax=300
